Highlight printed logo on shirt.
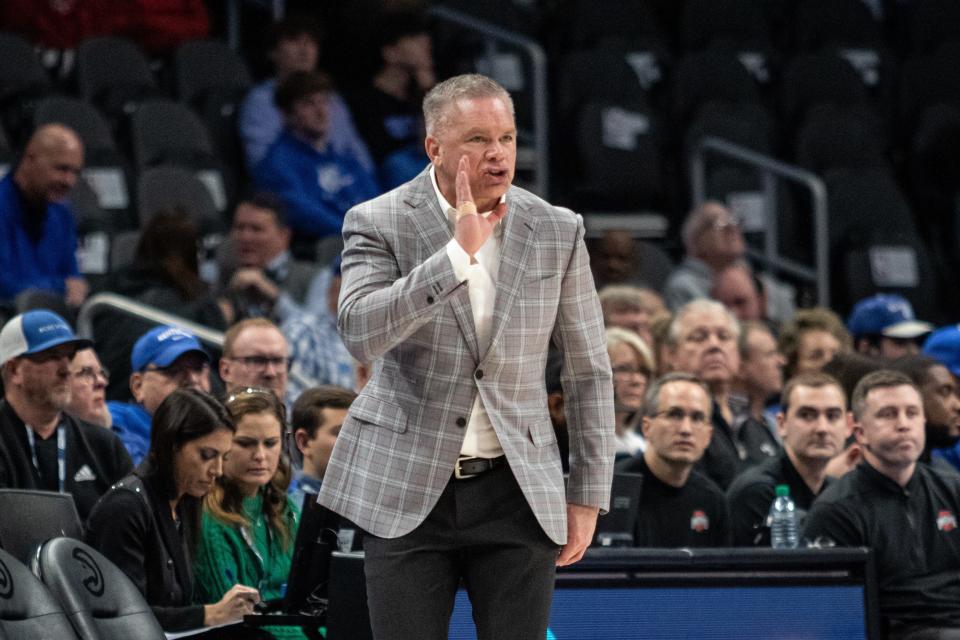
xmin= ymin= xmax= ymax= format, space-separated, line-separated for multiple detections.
xmin=73 ymin=465 xmax=97 ymax=482
xmin=936 ymin=509 xmax=957 ymax=532
xmin=690 ymin=510 xmax=710 ymax=532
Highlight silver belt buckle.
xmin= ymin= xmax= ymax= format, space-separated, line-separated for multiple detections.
xmin=455 ymin=455 xmax=476 ymax=480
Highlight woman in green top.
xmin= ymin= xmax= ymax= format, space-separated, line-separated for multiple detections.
xmin=194 ymin=387 xmax=304 ymax=639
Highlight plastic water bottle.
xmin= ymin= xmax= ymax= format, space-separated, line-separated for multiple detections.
xmin=769 ymin=484 xmax=799 ymax=549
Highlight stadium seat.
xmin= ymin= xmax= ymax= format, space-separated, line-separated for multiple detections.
xmin=779 ymin=51 xmax=870 ymax=129
xmin=672 ymin=48 xmax=762 ymax=127
xmin=0 ymin=32 xmax=53 ymax=148
xmin=76 ymin=37 xmax=160 ymax=125
xmin=563 ymin=0 xmax=665 ymax=50
xmin=794 ymin=104 xmax=888 ymax=174
xmin=0 ymin=547 xmax=79 ymax=640
xmin=136 ymin=165 xmax=224 ymax=234
xmin=907 ymin=0 xmax=960 ymax=53
xmin=33 ymin=538 xmax=166 ymax=640
xmin=0 ymin=489 xmax=83 ymax=565
xmin=793 ymin=0 xmax=882 ymax=51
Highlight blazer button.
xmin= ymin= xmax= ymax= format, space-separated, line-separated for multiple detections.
xmin=475 ymin=369 xmax=484 ymax=379
xmin=166 ymin=559 xmax=173 ymax=567
xmin=456 ymin=417 xmax=467 ymax=427
xmin=427 ymin=295 xmax=435 ymax=304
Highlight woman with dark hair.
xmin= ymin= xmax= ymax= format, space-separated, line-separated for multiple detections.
xmin=194 ymin=388 xmax=304 ymax=638
xmin=85 ymin=388 xmax=260 ymax=632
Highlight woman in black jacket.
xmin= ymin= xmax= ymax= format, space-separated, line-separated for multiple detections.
xmin=85 ymin=388 xmax=259 ymax=632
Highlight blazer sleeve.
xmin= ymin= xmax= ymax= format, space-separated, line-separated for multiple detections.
xmin=551 ymin=214 xmax=615 ymax=512
xmin=337 ymin=202 xmax=466 ymax=363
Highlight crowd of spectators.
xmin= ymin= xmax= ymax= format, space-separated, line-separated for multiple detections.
xmin=1 ymin=2 xmax=960 ymax=638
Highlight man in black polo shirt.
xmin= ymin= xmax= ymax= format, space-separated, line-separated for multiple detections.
xmin=803 ymin=370 xmax=960 ymax=638
xmin=617 ymin=372 xmax=730 ymax=547
xmin=0 ymin=310 xmax=132 ymax=520
xmin=727 ymin=372 xmax=850 ymax=546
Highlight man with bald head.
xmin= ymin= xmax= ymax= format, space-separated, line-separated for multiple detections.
xmin=0 ymin=124 xmax=88 ymax=309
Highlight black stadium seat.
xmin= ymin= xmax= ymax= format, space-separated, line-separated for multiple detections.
xmin=76 ymin=37 xmax=160 ymax=125
xmin=0 ymin=32 xmax=53 ymax=147
xmin=672 ymin=48 xmax=761 ymax=127
xmin=33 ymin=538 xmax=165 ymax=640
xmin=779 ymin=51 xmax=871 ymax=129
xmin=0 ymin=547 xmax=79 ymax=640
xmin=0 ymin=489 xmax=83 ymax=565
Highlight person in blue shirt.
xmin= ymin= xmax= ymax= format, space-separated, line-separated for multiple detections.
xmin=288 ymin=385 xmax=356 ymax=509
xmin=252 ymin=70 xmax=380 ymax=240
xmin=107 ymin=325 xmax=212 ymax=464
xmin=0 ymin=124 xmax=88 ymax=309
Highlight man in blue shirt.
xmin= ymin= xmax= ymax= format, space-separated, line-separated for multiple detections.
xmin=288 ymin=385 xmax=356 ymax=508
xmin=253 ymin=70 xmax=380 ymax=240
xmin=107 ymin=325 xmax=211 ymax=464
xmin=0 ymin=124 xmax=88 ymax=309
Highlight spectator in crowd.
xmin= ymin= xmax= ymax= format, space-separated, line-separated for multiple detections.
xmin=733 ymin=321 xmax=786 ymax=445
xmin=617 ymin=373 xmax=731 ymax=547
xmin=923 ymin=324 xmax=960 ymax=383
xmin=663 ymin=202 xmax=745 ymax=311
xmin=217 ymin=193 xmax=327 ymax=323
xmin=98 ymin=209 xmax=226 ymax=400
xmin=65 ymin=346 xmax=111 ymax=428
xmin=238 ymin=16 xmax=372 ymax=171
xmin=107 ymin=325 xmax=211 ymax=464
xmin=219 ymin=318 xmax=290 ymax=404
xmin=847 ymin=294 xmax=933 ymax=360
xmin=347 ymin=10 xmax=434 ymax=188
xmin=86 ymin=389 xmax=259 ymax=632
xmin=711 ymin=261 xmax=765 ymax=323
xmin=589 ymin=229 xmax=674 ymax=292
xmin=607 ymin=327 xmax=655 ymax=458
xmin=0 ymin=124 xmax=87 ymax=310
xmin=649 ymin=312 xmax=674 ymax=378
xmin=283 ymin=256 xmax=355 ymax=398
xmin=194 ymin=388 xmax=302 ymax=639
xmin=289 ymin=385 xmax=357 ymax=508
xmin=727 ymin=372 xmax=850 ymax=546
xmin=0 ymin=310 xmax=132 ymax=520
xmin=778 ymin=307 xmax=852 ymax=380
xmin=599 ymin=284 xmax=663 ymax=347
xmin=668 ymin=299 xmax=778 ymax=489
xmin=890 ymin=355 xmax=960 ymax=473
xmin=252 ymin=70 xmax=380 ymax=241
xmin=803 ymin=370 xmax=960 ymax=638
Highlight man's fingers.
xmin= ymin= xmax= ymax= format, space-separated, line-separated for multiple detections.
xmin=456 ymin=156 xmax=473 ymax=208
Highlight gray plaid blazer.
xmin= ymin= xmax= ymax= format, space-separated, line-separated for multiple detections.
xmin=318 ymin=169 xmax=614 ymax=545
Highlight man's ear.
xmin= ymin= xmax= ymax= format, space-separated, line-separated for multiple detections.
xmin=425 ymin=135 xmax=441 ymax=166
xmin=849 ymin=412 xmax=861 ymax=443
xmin=641 ymin=416 xmax=652 ymax=439
xmin=776 ymin=411 xmax=787 ymax=440
xmin=129 ymin=372 xmax=144 ymax=402
xmin=293 ymin=429 xmax=311 ymax=455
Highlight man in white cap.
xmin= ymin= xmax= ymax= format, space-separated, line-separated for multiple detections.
xmin=847 ymin=294 xmax=933 ymax=361
xmin=0 ymin=309 xmax=132 ymax=520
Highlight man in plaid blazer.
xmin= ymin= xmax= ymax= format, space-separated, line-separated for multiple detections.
xmin=319 ymin=74 xmax=614 ymax=639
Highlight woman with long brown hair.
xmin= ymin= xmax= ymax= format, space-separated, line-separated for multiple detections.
xmin=193 ymin=387 xmax=303 ymax=638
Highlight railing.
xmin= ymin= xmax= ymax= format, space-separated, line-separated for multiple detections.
xmin=427 ymin=5 xmax=550 ymax=198
xmin=689 ymin=136 xmax=830 ymax=307
xmin=76 ymin=293 xmax=314 ymax=389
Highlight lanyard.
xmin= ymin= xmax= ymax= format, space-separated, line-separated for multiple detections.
xmin=25 ymin=424 xmax=66 ymax=493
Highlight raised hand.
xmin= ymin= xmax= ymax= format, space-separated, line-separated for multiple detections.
xmin=453 ymin=155 xmax=507 ymax=257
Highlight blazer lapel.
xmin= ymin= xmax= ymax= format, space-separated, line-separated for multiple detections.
xmin=402 ymin=171 xmax=481 ymax=362
xmin=483 ymin=194 xmax=538 ymax=361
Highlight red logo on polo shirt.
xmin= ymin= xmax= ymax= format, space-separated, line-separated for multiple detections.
xmin=690 ymin=510 xmax=710 ymax=532
xmin=937 ymin=510 xmax=957 ymax=532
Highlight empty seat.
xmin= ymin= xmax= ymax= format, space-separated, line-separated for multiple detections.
xmin=174 ymin=39 xmax=251 ymax=106
xmin=685 ymin=100 xmax=775 ymax=156
xmin=672 ymin=48 xmax=762 ymax=126
xmin=0 ymin=32 xmax=53 ymax=147
xmin=136 ymin=165 xmax=223 ymax=234
xmin=908 ymin=0 xmax=960 ymax=53
xmin=76 ymin=37 xmax=159 ymax=122
xmin=908 ymin=102 xmax=960 ymax=256
xmin=0 ymin=489 xmax=83 ymax=564
xmin=794 ymin=0 xmax=882 ymax=51
xmin=564 ymin=0 xmax=664 ymax=49
xmin=34 ymin=538 xmax=165 ymax=640
xmin=680 ymin=0 xmax=771 ymax=52
xmin=899 ymin=43 xmax=960 ymax=128
xmin=779 ymin=51 xmax=871 ymax=128
xmin=795 ymin=104 xmax=888 ymax=174
xmin=0 ymin=547 xmax=79 ymax=640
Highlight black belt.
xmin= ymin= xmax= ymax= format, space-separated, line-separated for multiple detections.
xmin=454 ymin=455 xmax=506 ymax=480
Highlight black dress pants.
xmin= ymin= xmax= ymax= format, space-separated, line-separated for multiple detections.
xmin=363 ymin=462 xmax=560 ymax=640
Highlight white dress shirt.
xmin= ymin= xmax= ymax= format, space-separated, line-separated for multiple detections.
xmin=430 ymin=166 xmax=504 ymax=458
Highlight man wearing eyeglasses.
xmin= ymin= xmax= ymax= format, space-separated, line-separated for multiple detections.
xmin=218 ymin=318 xmax=290 ymax=403
xmin=616 ymin=372 xmax=730 ymax=547
xmin=0 ymin=310 xmax=132 ymax=520
xmin=65 ymin=347 xmax=111 ymax=428
xmin=107 ymin=325 xmax=211 ymax=464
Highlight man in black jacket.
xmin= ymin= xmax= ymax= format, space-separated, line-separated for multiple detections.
xmin=0 ymin=309 xmax=132 ymax=520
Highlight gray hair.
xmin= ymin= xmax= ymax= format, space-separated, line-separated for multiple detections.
xmin=606 ymin=327 xmax=656 ymax=375
xmin=422 ymin=74 xmax=514 ymax=137
xmin=680 ymin=200 xmax=732 ymax=254
xmin=667 ymin=298 xmax=741 ymax=348
xmin=642 ymin=372 xmax=711 ymax=417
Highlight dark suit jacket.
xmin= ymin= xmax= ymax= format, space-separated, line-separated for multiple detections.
xmin=0 ymin=399 xmax=133 ymax=520
xmin=85 ymin=472 xmax=205 ymax=632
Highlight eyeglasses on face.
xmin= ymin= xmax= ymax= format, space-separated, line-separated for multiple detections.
xmin=71 ymin=366 xmax=109 ymax=383
xmin=612 ymin=364 xmax=650 ymax=377
xmin=226 ymin=355 xmax=292 ymax=371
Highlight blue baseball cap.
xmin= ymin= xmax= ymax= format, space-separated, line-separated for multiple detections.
xmin=131 ymin=325 xmax=209 ymax=372
xmin=846 ymin=294 xmax=933 ymax=340
xmin=0 ymin=309 xmax=92 ymax=366
xmin=923 ymin=324 xmax=960 ymax=377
